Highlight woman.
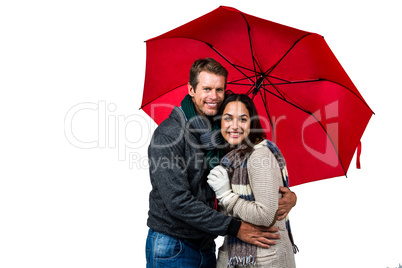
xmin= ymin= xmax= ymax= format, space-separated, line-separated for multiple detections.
xmin=207 ymin=94 xmax=297 ymax=268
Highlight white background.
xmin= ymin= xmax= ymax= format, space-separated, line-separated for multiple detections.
xmin=1 ymin=0 xmax=401 ymax=267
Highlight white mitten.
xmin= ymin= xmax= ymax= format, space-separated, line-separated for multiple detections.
xmin=207 ymin=165 xmax=232 ymax=201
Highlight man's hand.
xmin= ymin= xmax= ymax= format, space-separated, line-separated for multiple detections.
xmin=236 ymin=222 xmax=280 ymax=248
xmin=277 ymin=187 xmax=297 ymax=221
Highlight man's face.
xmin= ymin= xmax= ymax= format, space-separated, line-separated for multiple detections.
xmin=188 ymin=71 xmax=225 ymax=117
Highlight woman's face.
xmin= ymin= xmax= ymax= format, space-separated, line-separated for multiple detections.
xmin=221 ymin=101 xmax=251 ymax=146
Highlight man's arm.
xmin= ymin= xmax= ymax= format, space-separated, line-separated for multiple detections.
xmin=231 ymin=187 xmax=296 ymax=248
xmin=207 ymin=158 xmax=285 ymax=248
xmin=236 ymin=222 xmax=280 ymax=248
xmin=149 ymin=131 xmax=233 ymax=236
xmin=277 ymin=186 xmax=297 ymax=221
xmin=236 ymin=186 xmax=297 ymax=248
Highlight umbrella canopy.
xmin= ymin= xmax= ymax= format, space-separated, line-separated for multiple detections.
xmin=141 ymin=6 xmax=373 ymax=186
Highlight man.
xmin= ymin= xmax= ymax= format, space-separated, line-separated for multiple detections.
xmin=146 ymin=58 xmax=297 ymax=267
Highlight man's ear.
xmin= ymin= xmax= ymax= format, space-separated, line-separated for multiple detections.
xmin=188 ymin=83 xmax=195 ymax=97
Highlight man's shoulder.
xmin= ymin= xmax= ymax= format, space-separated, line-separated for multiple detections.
xmin=155 ymin=107 xmax=186 ymax=133
xmin=148 ymin=107 xmax=196 ymax=161
xmin=150 ymin=107 xmax=188 ymax=148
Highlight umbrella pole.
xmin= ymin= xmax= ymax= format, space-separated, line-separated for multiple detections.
xmin=256 ymin=90 xmax=275 ymax=143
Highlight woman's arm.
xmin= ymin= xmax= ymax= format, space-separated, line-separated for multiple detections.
xmin=224 ymin=146 xmax=281 ymax=227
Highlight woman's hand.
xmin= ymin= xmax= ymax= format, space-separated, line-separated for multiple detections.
xmin=207 ymin=165 xmax=233 ymax=203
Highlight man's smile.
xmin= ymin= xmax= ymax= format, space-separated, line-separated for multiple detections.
xmin=205 ymin=102 xmax=218 ymax=107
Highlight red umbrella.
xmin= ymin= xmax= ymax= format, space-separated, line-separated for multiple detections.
xmin=141 ymin=6 xmax=373 ymax=186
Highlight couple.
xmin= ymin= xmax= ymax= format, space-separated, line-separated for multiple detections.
xmin=146 ymin=58 xmax=297 ymax=267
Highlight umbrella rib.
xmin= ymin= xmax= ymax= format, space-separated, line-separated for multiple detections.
xmin=276 ymin=78 xmax=322 ymax=85
xmin=234 ymin=64 xmax=258 ymax=73
xmin=228 ymin=76 xmax=257 ymax=96
xmin=309 ymin=113 xmax=348 ymax=177
xmin=229 ymin=83 xmax=255 ymax=86
xmin=246 ymin=85 xmax=256 ymax=96
xmin=231 ymin=78 xmax=321 ymax=87
xmin=149 ymin=37 xmax=257 ymax=86
xmin=320 ymin=78 xmax=375 ymax=114
xmin=266 ymin=77 xmax=374 ymax=114
xmin=231 ymin=78 xmax=322 ymax=86
xmin=228 ymin=75 xmax=256 ymax=84
xmin=205 ymin=43 xmax=256 ymax=85
xmin=259 ymin=86 xmax=347 ymax=176
xmin=266 ymin=75 xmax=291 ymax=83
xmin=239 ymin=13 xmax=264 ymax=79
xmin=265 ymin=76 xmax=286 ymax=100
xmin=266 ymin=33 xmax=312 ymax=75
xmin=260 ymin=86 xmax=308 ymax=113
xmin=272 ymin=77 xmax=374 ymax=115
xmin=204 ymin=42 xmax=248 ymax=77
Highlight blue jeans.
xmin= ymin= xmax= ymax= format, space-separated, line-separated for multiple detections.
xmin=146 ymin=229 xmax=216 ymax=268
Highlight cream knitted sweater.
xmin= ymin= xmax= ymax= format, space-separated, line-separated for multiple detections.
xmin=217 ymin=141 xmax=296 ymax=268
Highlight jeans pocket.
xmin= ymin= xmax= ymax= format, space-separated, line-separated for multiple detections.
xmin=154 ymin=233 xmax=183 ymax=261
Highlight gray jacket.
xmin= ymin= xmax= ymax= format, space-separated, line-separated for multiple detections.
xmin=147 ymin=107 xmax=239 ymax=248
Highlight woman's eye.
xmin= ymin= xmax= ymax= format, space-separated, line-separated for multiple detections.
xmin=224 ymin=117 xmax=232 ymax=121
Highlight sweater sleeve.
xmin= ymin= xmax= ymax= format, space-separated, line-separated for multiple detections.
xmin=224 ymin=146 xmax=282 ymax=227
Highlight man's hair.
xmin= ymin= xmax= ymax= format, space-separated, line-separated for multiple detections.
xmin=189 ymin=58 xmax=228 ymax=91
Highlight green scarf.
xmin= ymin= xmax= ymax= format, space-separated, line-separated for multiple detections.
xmin=180 ymin=94 xmax=223 ymax=170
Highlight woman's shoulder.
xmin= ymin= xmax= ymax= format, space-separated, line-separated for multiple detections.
xmin=250 ymin=140 xmax=272 ymax=158
xmin=248 ymin=140 xmax=281 ymax=175
xmin=253 ymin=139 xmax=267 ymax=149
xmin=252 ymin=139 xmax=276 ymax=152
xmin=249 ymin=139 xmax=282 ymax=164
xmin=253 ymin=139 xmax=282 ymax=154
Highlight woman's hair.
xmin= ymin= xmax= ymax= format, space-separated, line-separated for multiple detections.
xmin=189 ymin=58 xmax=228 ymax=91
xmin=218 ymin=93 xmax=266 ymax=152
